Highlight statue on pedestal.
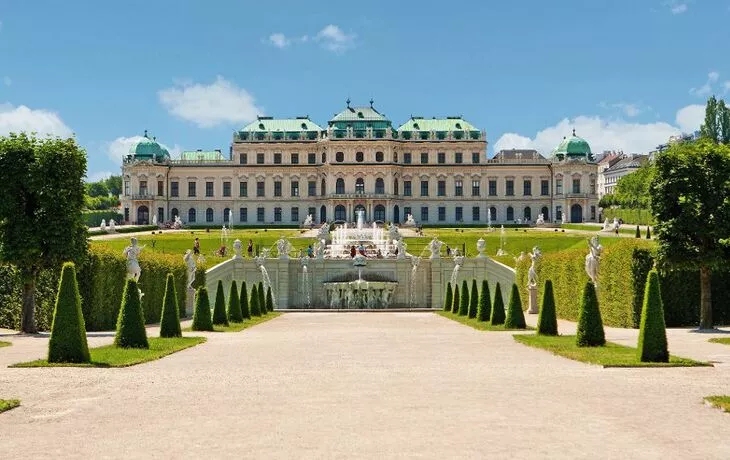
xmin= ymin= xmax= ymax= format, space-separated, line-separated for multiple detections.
xmin=528 ymin=246 xmax=541 ymax=288
xmin=476 ymin=238 xmax=486 ymax=258
xmin=232 ymin=239 xmax=243 ymax=260
xmin=585 ymin=236 xmax=603 ymax=286
xmin=183 ymin=249 xmax=196 ymax=289
xmin=123 ymin=238 xmax=144 ymax=281
xmin=428 ymin=237 xmax=443 ymax=259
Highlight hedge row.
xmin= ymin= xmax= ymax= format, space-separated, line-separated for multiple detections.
xmin=82 ymin=210 xmax=123 ymax=227
xmin=516 ymin=239 xmax=730 ymax=327
xmin=603 ymin=208 xmax=655 ymax=226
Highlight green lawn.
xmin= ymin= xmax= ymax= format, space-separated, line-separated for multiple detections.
xmin=0 ymin=341 xmax=10 ymax=348
xmin=12 ymin=336 xmax=206 ymax=368
xmin=437 ymin=311 xmax=533 ymax=331
xmin=513 ymin=334 xmax=707 ymax=367
xmin=560 ymin=223 xmax=641 ymax=236
xmin=705 ymin=396 xmax=730 ymax=412
xmin=0 ymin=399 xmax=20 ymax=413
xmin=709 ymin=337 xmax=730 ymax=345
xmin=184 ymin=312 xmax=281 ymax=332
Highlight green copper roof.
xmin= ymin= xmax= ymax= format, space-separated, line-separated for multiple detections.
xmin=397 ymin=116 xmax=478 ymax=132
xmin=551 ymin=130 xmax=592 ymax=158
xmin=179 ymin=150 xmax=226 ymax=162
xmin=240 ymin=116 xmax=323 ymax=133
xmin=128 ymin=131 xmax=170 ymax=162
xmin=330 ymin=104 xmax=389 ymax=123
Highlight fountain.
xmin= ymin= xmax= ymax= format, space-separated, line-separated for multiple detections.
xmin=535 ymin=214 xmax=545 ymax=226
xmin=409 ymin=256 xmax=421 ymax=307
xmin=487 ymin=209 xmax=492 ymax=230
xmin=254 ymin=252 xmax=276 ymax=308
xmin=173 ymin=215 xmax=183 ymax=229
xmin=152 ymin=214 xmax=157 ymax=226
xmin=329 ymin=210 xmax=390 ymax=258
xmin=300 ymin=257 xmax=312 ymax=308
xmin=302 ymin=214 xmax=313 ymax=228
xmin=496 ymin=225 xmax=508 ymax=256
xmin=322 ymin=254 xmax=398 ymax=309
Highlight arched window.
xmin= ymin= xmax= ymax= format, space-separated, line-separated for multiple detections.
xmin=355 ymin=152 xmax=364 ymax=162
xmin=206 ymin=208 xmax=214 ymax=222
xmin=321 ymin=152 xmax=326 ymax=163
xmin=374 ymin=204 xmax=386 ymax=221
xmin=188 ymin=208 xmax=196 ymax=223
xmin=335 ymin=205 xmax=346 ymax=221
xmin=375 ymin=151 xmax=384 ymax=162
xmin=321 ymin=178 xmax=326 ymax=196
xmin=223 ymin=207 xmax=230 ymax=222
xmin=489 ymin=206 xmax=497 ymax=222
xmin=541 ymin=206 xmax=549 ymax=221
xmin=355 ymin=178 xmax=365 ymax=194
xmin=171 ymin=208 xmax=179 ymax=219
xmin=336 ymin=152 xmax=344 ymax=162
xmin=394 ymin=179 xmax=399 ymax=196
xmin=336 ymin=178 xmax=345 ymax=194
xmin=524 ymin=206 xmax=531 ymax=221
xmin=506 ymin=206 xmax=514 ymax=221
xmin=375 ymin=178 xmax=385 ymax=194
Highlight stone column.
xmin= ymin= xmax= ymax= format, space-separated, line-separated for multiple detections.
xmin=527 ymin=284 xmax=538 ymax=314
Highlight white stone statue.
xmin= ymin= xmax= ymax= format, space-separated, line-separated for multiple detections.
xmin=109 ymin=219 xmax=116 ymax=232
xmin=612 ymin=217 xmax=620 ymax=231
xmin=528 ymin=246 xmax=541 ymax=288
xmin=315 ymin=239 xmax=326 ymax=259
xmin=276 ymin=238 xmax=292 ymax=259
xmin=173 ymin=215 xmax=183 ymax=229
xmin=317 ymin=222 xmax=330 ymax=241
xmin=122 ymin=237 xmax=144 ymax=281
xmin=396 ymin=239 xmax=406 ymax=260
xmin=232 ymin=239 xmax=243 ymax=259
xmin=602 ymin=218 xmax=612 ymax=232
xmin=303 ymin=214 xmax=313 ymax=227
xmin=428 ymin=237 xmax=443 ymax=259
xmin=453 ymin=254 xmax=465 ymax=268
xmin=388 ymin=223 xmax=401 ymax=241
xmin=183 ymin=249 xmax=196 ymax=289
xmin=152 ymin=214 xmax=157 ymax=226
xmin=515 ymin=251 xmax=526 ymax=264
xmin=536 ymin=214 xmax=545 ymax=226
xmin=100 ymin=219 xmax=107 ymax=231
xmin=476 ymin=238 xmax=486 ymax=258
xmin=585 ymin=236 xmax=603 ymax=286
xmin=405 ymin=214 xmax=416 ymax=227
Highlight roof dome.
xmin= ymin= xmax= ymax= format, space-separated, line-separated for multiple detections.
xmin=551 ymin=129 xmax=592 ymax=160
xmin=129 ymin=130 xmax=170 ymax=162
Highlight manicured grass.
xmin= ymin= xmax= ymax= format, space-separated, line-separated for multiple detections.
xmin=437 ymin=311 xmax=533 ymax=331
xmin=561 ymin=223 xmax=638 ymax=236
xmin=705 ymin=396 xmax=730 ymax=412
xmin=513 ymin=334 xmax=708 ymax=367
xmin=709 ymin=337 xmax=730 ymax=345
xmin=184 ymin=312 xmax=281 ymax=332
xmin=0 ymin=399 xmax=20 ymax=413
xmin=12 ymin=337 xmax=206 ymax=368
xmin=0 ymin=341 xmax=11 ymax=348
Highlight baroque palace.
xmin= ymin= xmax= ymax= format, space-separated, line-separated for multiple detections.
xmin=120 ymin=101 xmax=599 ymax=226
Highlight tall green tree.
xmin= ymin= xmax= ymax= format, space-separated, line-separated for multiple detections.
xmin=701 ymin=95 xmax=719 ymax=142
xmin=719 ymin=100 xmax=730 ymax=145
xmin=104 ymin=175 xmax=122 ymax=196
xmin=650 ymin=137 xmax=730 ymax=329
xmin=0 ymin=134 xmax=88 ymax=333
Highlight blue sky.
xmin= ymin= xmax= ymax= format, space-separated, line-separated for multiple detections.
xmin=0 ymin=0 xmax=727 ymax=180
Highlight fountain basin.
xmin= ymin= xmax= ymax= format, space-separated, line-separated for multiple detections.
xmin=323 ymin=280 xmax=398 ymax=309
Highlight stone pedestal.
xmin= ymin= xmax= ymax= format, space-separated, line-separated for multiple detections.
xmin=527 ymin=285 xmax=538 ymax=314
xmin=186 ymin=287 xmax=195 ymax=317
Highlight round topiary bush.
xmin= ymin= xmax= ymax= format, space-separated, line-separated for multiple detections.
xmin=576 ymin=281 xmax=605 ymax=347
xmin=159 ymin=273 xmax=182 ymax=338
xmin=504 ymin=283 xmax=526 ymax=329
xmin=48 ymin=262 xmax=90 ymax=363
xmin=240 ymin=281 xmax=250 ymax=319
xmin=249 ymin=284 xmax=261 ymax=317
xmin=476 ymin=279 xmax=491 ymax=322
xmin=451 ymin=285 xmax=460 ymax=314
xmin=227 ymin=280 xmax=243 ymax=323
xmin=191 ymin=286 xmax=214 ymax=331
xmin=212 ymin=280 xmax=229 ymax=326
xmin=459 ymin=280 xmax=469 ymax=316
xmin=490 ymin=282 xmax=506 ymax=326
xmin=536 ymin=279 xmax=558 ymax=336
xmin=443 ymin=282 xmax=453 ymax=312
xmin=114 ymin=278 xmax=149 ymax=349
xmin=637 ymin=269 xmax=668 ymax=362
xmin=266 ymin=287 xmax=274 ymax=312
xmin=468 ymin=279 xmax=479 ymax=319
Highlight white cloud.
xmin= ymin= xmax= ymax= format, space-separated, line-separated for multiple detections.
xmin=268 ymin=33 xmax=290 ymax=49
xmin=158 ymin=76 xmax=262 ymax=128
xmin=315 ymin=24 xmax=355 ymax=53
xmin=670 ymin=3 xmax=687 ymax=14
xmin=0 ymin=103 xmax=73 ymax=137
xmin=87 ymin=170 xmax=114 ymax=182
xmin=690 ymin=71 xmax=720 ymax=97
xmin=723 ymin=81 xmax=730 ymax=94
xmin=2 ymin=76 xmax=10 ymax=86
xmin=493 ymin=104 xmax=705 ymax=156
xmin=106 ymin=135 xmax=182 ymax=163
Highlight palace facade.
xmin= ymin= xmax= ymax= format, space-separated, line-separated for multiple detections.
xmin=120 ymin=102 xmax=599 ymax=226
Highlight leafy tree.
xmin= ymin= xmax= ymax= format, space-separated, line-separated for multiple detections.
xmin=615 ymin=163 xmax=654 ymax=209
xmin=212 ymin=280 xmax=229 ymax=326
xmin=159 ymin=273 xmax=182 ymax=338
xmin=191 ymin=286 xmax=213 ymax=331
xmin=451 ymin=285 xmax=460 ymax=314
xmin=47 ymin=262 xmax=90 ymax=363
xmin=0 ymin=134 xmax=88 ymax=333
xmin=650 ymin=137 xmax=730 ymax=329
xmin=468 ymin=279 xmax=478 ymax=319
xmin=240 ymin=281 xmax=250 ymax=319
xmin=701 ymin=95 xmax=720 ymax=142
xmin=536 ymin=280 xmax=558 ymax=336
xmin=637 ymin=269 xmax=669 ymax=362
xmin=249 ymin=284 xmax=261 ymax=317
xmin=720 ymin=100 xmax=730 ymax=145
xmin=86 ymin=181 xmax=109 ymax=197
xmin=459 ymin=280 xmax=469 ymax=316
xmin=490 ymin=283 xmax=506 ymax=325
xmin=105 ymin=175 xmax=122 ymax=196
xmin=504 ymin=283 xmax=526 ymax=329
xmin=227 ymin=280 xmax=243 ymax=323
xmin=576 ymin=281 xmax=605 ymax=347
xmin=115 ymin=278 xmax=149 ymax=348
xmin=443 ymin=282 xmax=453 ymax=312
xmin=476 ymin=280 xmax=491 ymax=322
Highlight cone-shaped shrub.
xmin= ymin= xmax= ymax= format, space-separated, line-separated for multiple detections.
xmin=459 ymin=280 xmax=469 ymax=316
xmin=48 ymin=262 xmax=90 ymax=363
xmin=536 ymin=280 xmax=558 ymax=336
xmin=468 ymin=279 xmax=479 ymax=319
xmin=240 ymin=281 xmax=250 ymax=319
xmin=266 ymin=287 xmax=274 ymax=312
xmin=504 ymin=283 xmax=526 ymax=329
xmin=227 ymin=280 xmax=243 ymax=323
xmin=490 ymin=282 xmax=506 ymax=325
xmin=443 ymin=282 xmax=453 ymax=311
xmin=159 ymin=273 xmax=182 ymax=338
xmin=576 ymin=281 xmax=605 ymax=347
xmin=212 ymin=280 xmax=229 ymax=326
xmin=635 ymin=225 xmax=641 ymax=238
xmin=476 ymin=280 xmax=491 ymax=322
xmin=451 ymin=285 xmax=460 ymax=314
xmin=637 ymin=270 xmax=669 ymax=362
xmin=249 ymin=284 xmax=261 ymax=317
xmin=646 ymin=226 xmax=651 ymax=239
xmin=191 ymin=286 xmax=214 ymax=331
xmin=114 ymin=278 xmax=149 ymax=348
xmin=258 ymin=282 xmax=266 ymax=314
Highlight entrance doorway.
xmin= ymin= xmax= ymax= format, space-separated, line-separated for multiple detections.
xmin=137 ymin=205 xmax=149 ymax=225
xmin=570 ymin=204 xmax=583 ymax=223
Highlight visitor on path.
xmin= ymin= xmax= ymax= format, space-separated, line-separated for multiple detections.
xmin=307 ymin=244 xmax=314 ymax=258
xmin=247 ymin=239 xmax=254 ymax=258
xmin=193 ymin=238 xmax=200 ymax=255
xmin=350 ymin=245 xmax=356 ymax=258
xmin=446 ymin=245 xmax=451 ymax=256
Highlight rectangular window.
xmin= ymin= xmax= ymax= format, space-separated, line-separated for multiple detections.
xmin=274 ymin=153 xmax=282 ymax=164
xmin=556 ymin=179 xmax=563 ymax=194
xmin=308 ymin=153 xmax=316 ymax=164
xmin=124 ymin=180 xmax=130 ymax=196
xmin=472 ymin=152 xmax=480 ymax=164
xmin=157 ymin=181 xmax=163 ymax=196
xmin=239 ymin=207 xmax=247 ymax=222
xmin=420 ymin=180 xmax=429 ymax=197
xmin=205 ymin=181 xmax=214 ymax=197
xmin=471 ymin=180 xmax=480 ymax=197
xmin=420 ymin=206 xmax=429 ymax=222
xmin=223 ymin=181 xmax=231 ymax=197
xmin=291 ymin=207 xmax=299 ymax=222
xmin=308 ymin=181 xmax=316 ymax=197
xmin=239 ymin=181 xmax=248 ymax=197
xmin=420 ymin=152 xmax=428 ymax=164
xmin=472 ymin=206 xmax=480 ymax=221
xmin=438 ymin=152 xmax=445 ymax=164
xmin=124 ymin=207 xmax=129 ymax=221
xmin=455 ymin=207 xmax=463 ymax=221
xmin=404 ymin=207 xmax=412 ymax=221
xmin=455 ymin=152 xmax=463 ymax=164
xmin=404 ymin=153 xmax=412 ymax=164
xmin=291 ymin=153 xmax=299 ymax=164
xmin=257 ymin=153 xmax=264 ymax=164
xmin=274 ymin=181 xmax=282 ymax=197
xmin=556 ymin=205 xmax=563 ymax=221
xmin=455 ymin=180 xmax=463 ymax=197
xmin=404 ymin=181 xmax=412 ymax=197
xmin=438 ymin=206 xmax=446 ymax=221
xmin=437 ymin=180 xmax=446 ymax=197
xmin=274 ymin=207 xmax=282 ymax=222
xmin=257 ymin=207 xmax=265 ymax=222
xmin=488 ymin=180 xmax=497 ymax=196
xmin=188 ymin=181 xmax=196 ymax=197
xmin=506 ymin=180 xmax=514 ymax=196
xmin=591 ymin=205 xmax=596 ymax=220
xmin=257 ymin=181 xmax=265 ymax=197
xmin=171 ymin=181 xmax=179 ymax=197
xmin=239 ymin=153 xmax=247 ymax=164
xmin=523 ymin=180 xmax=532 ymax=196
xmin=541 ymin=180 xmax=549 ymax=196
xmin=139 ymin=180 xmax=148 ymax=196
xmin=573 ymin=178 xmax=581 ymax=194
xmin=590 ymin=177 xmax=596 ymax=194
xmin=291 ymin=181 xmax=299 ymax=197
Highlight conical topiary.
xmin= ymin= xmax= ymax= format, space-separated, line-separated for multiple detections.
xmin=504 ymin=283 xmax=526 ymax=329
xmin=635 ymin=225 xmax=641 ymax=238
xmin=637 ymin=269 xmax=668 ymax=362
xmin=240 ymin=281 xmax=250 ymax=319
xmin=468 ymin=279 xmax=479 ymax=319
xmin=451 ymin=285 xmax=460 ymax=314
xmin=443 ymin=282 xmax=453 ymax=312
xmin=491 ymin=282 xmax=506 ymax=325
xmin=212 ymin=280 xmax=229 ymax=326
xmin=536 ymin=279 xmax=558 ymax=336
xmin=227 ymin=280 xmax=243 ymax=323
xmin=459 ymin=280 xmax=469 ymax=316
xmin=191 ymin=286 xmax=214 ymax=331
xmin=266 ymin=287 xmax=274 ymax=312
xmin=576 ymin=281 xmax=605 ymax=347
xmin=249 ymin=284 xmax=261 ymax=317
xmin=258 ymin=282 xmax=266 ymax=314
xmin=159 ymin=273 xmax=182 ymax=338
xmin=114 ymin=278 xmax=149 ymax=348
xmin=646 ymin=226 xmax=651 ymax=239
xmin=476 ymin=280 xmax=491 ymax=322
xmin=48 ymin=262 xmax=90 ymax=363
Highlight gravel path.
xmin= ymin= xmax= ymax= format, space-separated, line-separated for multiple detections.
xmin=2 ymin=313 xmax=730 ymax=459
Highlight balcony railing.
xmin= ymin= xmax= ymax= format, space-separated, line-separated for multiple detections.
xmin=128 ymin=193 xmax=155 ymax=200
xmin=329 ymin=192 xmax=396 ymax=200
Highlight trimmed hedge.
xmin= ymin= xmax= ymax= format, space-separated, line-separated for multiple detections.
xmin=477 ymin=280 xmax=491 ymax=322
xmin=249 ymin=284 xmax=261 ymax=317
xmin=468 ymin=279 xmax=478 ymax=319
xmin=227 ymin=280 xmax=243 ymax=323
xmin=240 ymin=281 xmax=250 ymax=319
xmin=0 ymin=265 xmax=59 ymax=331
xmin=536 ymin=280 xmax=558 ymax=336
xmin=266 ymin=287 xmax=274 ymax=312
xmin=504 ymin=283 xmax=526 ymax=329
xmin=459 ymin=280 xmax=469 ymax=316
xmin=604 ymin=208 xmax=654 ymax=225
xmin=114 ymin=278 xmax=149 ymax=349
xmin=212 ymin=280 xmax=229 ymax=326
xmin=191 ymin=286 xmax=213 ymax=331
xmin=576 ymin=281 xmax=605 ymax=347
xmin=159 ymin=273 xmax=182 ymax=338
xmin=258 ymin=282 xmax=266 ymax=314
xmin=491 ymin=282 xmax=506 ymax=325
xmin=82 ymin=210 xmax=123 ymax=227
xmin=451 ymin=285 xmax=460 ymax=314
xmin=637 ymin=269 xmax=668 ymax=362
xmin=443 ymin=282 xmax=453 ymax=312
xmin=47 ymin=263 xmax=90 ymax=363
